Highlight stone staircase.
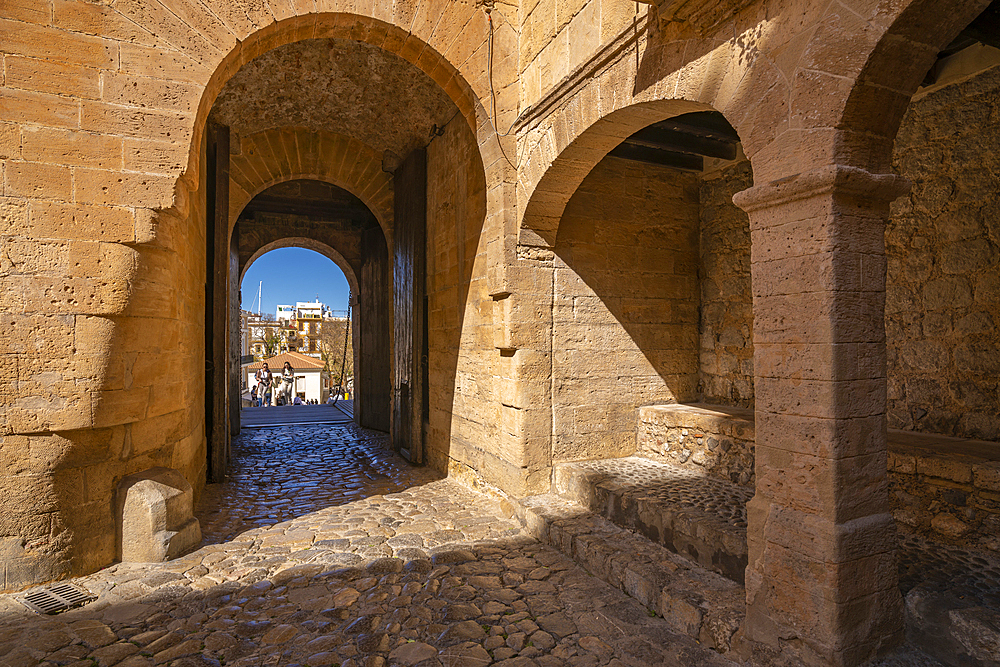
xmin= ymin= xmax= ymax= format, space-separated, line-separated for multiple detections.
xmin=514 ymin=492 xmax=746 ymax=653
xmin=551 ymin=456 xmax=751 ymax=583
xmin=514 ymin=402 xmax=1000 ymax=665
xmin=513 ymin=404 xmax=756 ymax=653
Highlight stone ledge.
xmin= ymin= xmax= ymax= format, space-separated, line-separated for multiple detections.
xmin=513 ymin=492 xmax=744 ymax=654
xmin=636 ymin=403 xmax=1000 ymax=548
xmin=637 ymin=403 xmax=755 ymax=486
xmin=888 ymin=430 xmax=1000 ymax=548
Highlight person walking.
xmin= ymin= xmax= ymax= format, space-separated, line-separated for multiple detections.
xmin=280 ymin=361 xmax=294 ymax=406
xmin=255 ymin=363 xmax=273 ymax=407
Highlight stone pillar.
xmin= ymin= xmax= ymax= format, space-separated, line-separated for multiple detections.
xmin=733 ymin=165 xmax=909 ymax=667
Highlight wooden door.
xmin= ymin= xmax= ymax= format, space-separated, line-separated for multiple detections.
xmin=205 ymin=123 xmax=230 ymax=481
xmin=358 ymin=225 xmax=391 ymax=431
xmin=391 ymin=149 xmax=427 ymax=463
xmin=229 ymin=221 xmax=240 ymax=439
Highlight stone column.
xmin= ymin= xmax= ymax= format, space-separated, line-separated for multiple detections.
xmin=733 ymin=165 xmax=909 ymax=667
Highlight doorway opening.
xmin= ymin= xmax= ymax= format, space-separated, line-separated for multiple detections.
xmin=240 ymin=247 xmax=354 ymax=420
xmin=233 ymin=179 xmax=392 ymax=434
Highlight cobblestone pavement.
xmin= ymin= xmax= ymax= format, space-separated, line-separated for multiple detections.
xmin=196 ymin=424 xmax=440 ymax=544
xmin=0 ymin=424 xmax=733 ymax=667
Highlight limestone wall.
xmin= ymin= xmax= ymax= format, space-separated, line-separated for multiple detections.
xmin=698 ymin=162 xmax=754 ymax=408
xmin=887 ymin=64 xmax=1000 ymax=442
xmin=517 ymin=0 xmax=644 ymax=110
xmin=424 ymin=117 xmax=495 ymax=486
xmin=551 ymin=156 xmax=701 ymax=462
xmin=0 ymin=171 xmax=207 ymax=591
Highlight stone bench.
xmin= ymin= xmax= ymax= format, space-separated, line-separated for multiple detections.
xmin=888 ymin=429 xmax=1000 ymax=549
xmin=637 ymin=403 xmax=755 ymax=487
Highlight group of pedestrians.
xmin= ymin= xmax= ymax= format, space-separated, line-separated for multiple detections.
xmin=250 ymin=361 xmax=295 ymax=407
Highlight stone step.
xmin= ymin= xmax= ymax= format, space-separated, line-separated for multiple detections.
xmin=552 ymin=457 xmax=751 ymax=583
xmin=513 ymin=493 xmax=745 ymax=655
xmin=899 ymin=533 xmax=1000 ymax=667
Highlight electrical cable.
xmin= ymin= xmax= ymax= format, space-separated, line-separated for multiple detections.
xmin=485 ymin=7 xmax=518 ymax=170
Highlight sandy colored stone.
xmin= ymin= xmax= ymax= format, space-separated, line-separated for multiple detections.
xmin=388 ymin=641 xmax=437 ymax=665
xmin=117 ymin=467 xmax=201 ymax=563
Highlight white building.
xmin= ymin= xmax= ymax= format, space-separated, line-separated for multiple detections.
xmin=296 ymin=301 xmax=332 ymax=322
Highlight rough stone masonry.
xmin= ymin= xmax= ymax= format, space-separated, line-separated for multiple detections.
xmin=1 ymin=0 xmax=998 ymax=666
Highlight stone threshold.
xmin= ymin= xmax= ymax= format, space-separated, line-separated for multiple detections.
xmin=513 ymin=492 xmax=745 ymax=654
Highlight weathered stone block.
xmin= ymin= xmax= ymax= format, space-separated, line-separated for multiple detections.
xmin=637 ymin=403 xmax=755 ymax=486
xmin=116 ymin=467 xmax=201 ymax=562
xmin=0 ymin=536 xmax=69 ymax=593
xmin=973 ymin=463 xmax=1000 ymax=493
xmin=916 ymin=456 xmax=972 ymax=484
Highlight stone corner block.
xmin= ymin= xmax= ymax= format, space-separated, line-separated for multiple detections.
xmin=116 ymin=467 xmax=201 ymax=563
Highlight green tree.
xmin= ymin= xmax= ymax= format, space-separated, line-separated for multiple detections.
xmin=262 ymin=331 xmax=281 ymax=358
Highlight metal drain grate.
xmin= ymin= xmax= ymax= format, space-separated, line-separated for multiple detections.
xmin=17 ymin=583 xmax=94 ymax=614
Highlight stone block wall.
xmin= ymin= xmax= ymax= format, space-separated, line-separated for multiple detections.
xmin=887 ymin=64 xmax=1000 ymax=442
xmin=698 ymin=161 xmax=754 ymax=408
xmin=0 ymin=5 xmax=212 ymax=590
xmin=684 ymin=64 xmax=1000 ymax=446
xmin=424 ymin=117 xmax=496 ymax=487
xmin=551 ymin=156 xmax=701 ymax=463
xmin=888 ymin=430 xmax=1000 ymax=550
xmin=0 ymin=174 xmax=207 ymax=591
xmin=518 ymin=0 xmax=646 ymax=111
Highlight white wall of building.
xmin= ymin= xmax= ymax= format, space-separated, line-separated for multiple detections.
xmin=246 ymin=368 xmax=328 ymax=403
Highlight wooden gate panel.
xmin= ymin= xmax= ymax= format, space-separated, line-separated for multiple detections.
xmin=229 ymin=221 xmax=240 ymax=440
xmin=392 ymin=149 xmax=426 ymax=463
xmin=359 ymin=225 xmax=391 ymax=431
xmin=206 ymin=123 xmax=230 ymax=482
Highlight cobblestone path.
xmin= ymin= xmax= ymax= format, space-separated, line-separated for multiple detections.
xmin=0 ymin=424 xmax=733 ymax=667
xmin=196 ymin=424 xmax=441 ymax=544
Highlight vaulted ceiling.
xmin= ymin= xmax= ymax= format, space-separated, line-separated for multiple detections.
xmin=210 ymin=38 xmax=458 ymax=160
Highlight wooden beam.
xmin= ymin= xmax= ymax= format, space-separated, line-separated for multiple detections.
xmin=963 ymin=3 xmax=1000 ymax=51
xmin=628 ymin=125 xmax=738 ymax=160
xmin=653 ymin=111 xmax=741 ymax=142
xmin=239 ymin=196 xmax=376 ymax=223
xmin=609 ymin=144 xmax=704 ymax=171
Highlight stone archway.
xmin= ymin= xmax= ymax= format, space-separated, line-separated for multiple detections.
xmin=728 ymin=1 xmax=994 ymax=664
xmin=230 ymin=128 xmax=393 ymax=246
xmin=241 ymin=237 xmax=359 ymax=296
xmin=0 ymin=1 xmax=502 ymax=591
xmin=231 ymin=173 xmax=393 ymax=433
xmin=506 ymin=2 xmax=997 ymax=665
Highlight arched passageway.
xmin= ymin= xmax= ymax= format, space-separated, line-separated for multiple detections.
xmin=233 ymin=180 xmax=390 ymax=435
xmin=4 ymin=1 xmax=999 ymax=664
xmin=199 ymin=31 xmax=489 ymax=482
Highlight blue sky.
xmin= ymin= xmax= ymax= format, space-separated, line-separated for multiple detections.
xmin=241 ymin=247 xmax=350 ymax=316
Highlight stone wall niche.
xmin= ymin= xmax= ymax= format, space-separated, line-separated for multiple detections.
xmin=116 ymin=468 xmax=202 ymax=563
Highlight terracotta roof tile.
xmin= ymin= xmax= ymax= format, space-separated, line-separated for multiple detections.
xmin=246 ymin=350 xmax=325 ymax=370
